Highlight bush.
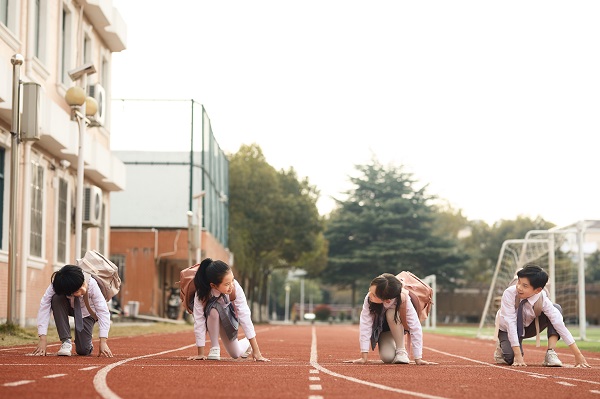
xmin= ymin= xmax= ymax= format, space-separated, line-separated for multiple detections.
xmin=314 ymin=304 xmax=332 ymax=321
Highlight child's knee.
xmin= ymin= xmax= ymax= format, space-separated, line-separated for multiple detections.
xmin=75 ymin=344 xmax=93 ymax=356
xmin=208 ymin=308 xmax=219 ymax=320
xmin=380 ymin=350 xmax=395 ymax=363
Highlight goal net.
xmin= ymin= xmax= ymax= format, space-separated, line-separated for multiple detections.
xmin=477 ymin=229 xmax=582 ymax=340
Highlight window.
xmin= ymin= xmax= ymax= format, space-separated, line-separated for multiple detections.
xmin=60 ymin=6 xmax=72 ymax=84
xmin=0 ymin=147 xmax=5 ymax=248
xmin=81 ymin=226 xmax=88 ymax=258
xmin=56 ymin=178 xmax=68 ymax=263
xmin=110 ymin=254 xmax=125 ymax=284
xmin=32 ymin=0 xmax=47 ymax=63
xmin=83 ymin=34 xmax=92 ymax=64
xmin=1 ymin=0 xmax=7 ymax=26
xmin=30 ymin=161 xmax=44 ymax=257
xmin=98 ymin=203 xmax=106 ymax=253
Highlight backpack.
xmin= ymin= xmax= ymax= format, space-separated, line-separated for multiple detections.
xmin=76 ymin=250 xmax=121 ymax=320
xmin=396 ymin=271 xmax=434 ymax=332
xmin=178 ymin=263 xmax=236 ymax=314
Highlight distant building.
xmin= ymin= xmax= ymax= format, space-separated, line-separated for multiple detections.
xmin=110 ymin=108 xmax=231 ymax=317
xmin=0 ymin=1 xmax=127 ymax=326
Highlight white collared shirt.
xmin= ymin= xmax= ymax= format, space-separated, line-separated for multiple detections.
xmin=37 ymin=277 xmax=111 ymax=338
xmin=193 ymin=279 xmax=255 ymax=347
xmin=358 ymin=293 xmax=423 ymax=358
xmin=498 ymin=285 xmax=575 ymax=347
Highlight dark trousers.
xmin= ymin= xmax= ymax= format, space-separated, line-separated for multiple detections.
xmin=497 ymin=303 xmax=562 ymax=365
xmin=51 ymin=295 xmax=95 ymax=355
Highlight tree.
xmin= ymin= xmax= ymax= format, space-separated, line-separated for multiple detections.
xmin=323 ymin=158 xmax=466 ymax=308
xmin=228 ymin=144 xmax=326 ymax=320
xmin=458 ymin=216 xmax=555 ymax=285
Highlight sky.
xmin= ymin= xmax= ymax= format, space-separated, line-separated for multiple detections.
xmin=109 ymin=1 xmax=600 ymax=227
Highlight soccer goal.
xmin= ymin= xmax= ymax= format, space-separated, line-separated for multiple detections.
xmin=423 ymin=274 xmax=437 ymax=329
xmin=477 ymin=223 xmax=595 ymax=341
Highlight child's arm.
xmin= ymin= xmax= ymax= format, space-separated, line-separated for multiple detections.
xmin=31 ymin=285 xmax=54 ymax=356
xmin=512 ymin=346 xmax=526 ymax=366
xmin=188 ymin=346 xmax=207 ymax=360
xmin=343 ymin=352 xmax=369 ymax=364
xmin=248 ymin=337 xmax=270 ymax=362
xmin=569 ymin=342 xmax=591 ymax=368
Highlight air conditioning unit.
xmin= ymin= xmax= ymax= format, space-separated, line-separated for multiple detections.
xmin=87 ymin=83 xmax=106 ymax=126
xmin=83 ymin=185 xmax=103 ymax=226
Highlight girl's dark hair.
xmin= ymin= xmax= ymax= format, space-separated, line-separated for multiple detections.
xmin=52 ymin=265 xmax=85 ymax=296
xmin=368 ymin=273 xmax=403 ymax=324
xmin=194 ymin=258 xmax=232 ymax=304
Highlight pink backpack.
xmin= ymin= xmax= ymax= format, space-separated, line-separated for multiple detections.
xmin=178 ymin=263 xmax=236 ymax=314
xmin=396 ymin=271 xmax=434 ymax=331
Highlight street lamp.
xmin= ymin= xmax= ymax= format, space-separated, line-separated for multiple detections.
xmin=284 ymin=284 xmax=290 ymax=323
xmin=64 ymin=63 xmax=96 ymax=261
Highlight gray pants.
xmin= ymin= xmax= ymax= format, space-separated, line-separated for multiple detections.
xmin=51 ymin=295 xmax=95 ymax=356
xmin=497 ymin=303 xmax=562 ymax=365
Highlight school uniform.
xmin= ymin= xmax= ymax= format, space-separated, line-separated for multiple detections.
xmin=193 ymin=279 xmax=255 ymax=358
xmin=358 ymin=293 xmax=423 ymax=361
xmin=497 ymin=285 xmax=573 ymax=363
xmin=37 ymin=277 xmax=110 ymax=355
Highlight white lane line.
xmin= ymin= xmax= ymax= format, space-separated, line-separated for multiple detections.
xmin=93 ymin=326 xmax=280 ymax=399
xmin=3 ymin=380 xmax=35 ymax=387
xmin=556 ymin=381 xmax=576 ymax=387
xmin=308 ymin=396 xmax=324 ymax=399
xmin=80 ymin=366 xmax=100 ymax=370
xmin=309 ymin=376 xmax=320 ymax=381
xmin=424 ymin=347 xmax=600 ymax=386
xmin=309 ymin=369 xmax=319 ymax=374
xmin=43 ymin=374 xmax=67 ymax=379
xmin=590 ymin=390 xmax=600 ymax=394
xmin=310 ymin=326 xmax=450 ymax=399
xmin=309 ymin=384 xmax=322 ymax=390
xmin=93 ymin=343 xmax=196 ymax=399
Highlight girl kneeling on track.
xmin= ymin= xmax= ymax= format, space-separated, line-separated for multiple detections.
xmin=346 ymin=273 xmax=434 ymax=365
xmin=187 ymin=258 xmax=269 ymax=362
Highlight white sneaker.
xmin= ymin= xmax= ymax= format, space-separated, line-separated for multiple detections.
xmin=392 ymin=349 xmax=409 ymax=364
xmin=543 ymin=349 xmax=563 ymax=367
xmin=241 ymin=344 xmax=252 ymax=359
xmin=494 ymin=342 xmax=507 ymax=364
xmin=57 ymin=341 xmax=72 ymax=356
xmin=207 ymin=347 xmax=220 ymax=360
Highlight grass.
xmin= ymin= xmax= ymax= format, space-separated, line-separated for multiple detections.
xmin=427 ymin=324 xmax=600 ymax=352
xmin=0 ymin=321 xmax=193 ymax=348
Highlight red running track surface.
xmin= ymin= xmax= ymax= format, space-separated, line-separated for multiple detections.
xmin=1 ymin=324 xmax=599 ymax=399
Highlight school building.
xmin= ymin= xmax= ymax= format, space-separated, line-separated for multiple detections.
xmin=0 ymin=0 xmax=127 ymax=326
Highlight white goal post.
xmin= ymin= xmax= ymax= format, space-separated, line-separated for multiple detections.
xmin=478 ymin=221 xmax=600 ymax=341
xmin=423 ymin=274 xmax=437 ymax=329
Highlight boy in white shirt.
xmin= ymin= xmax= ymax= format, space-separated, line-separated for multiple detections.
xmin=31 ymin=265 xmax=113 ymax=357
xmin=495 ymin=264 xmax=589 ymax=368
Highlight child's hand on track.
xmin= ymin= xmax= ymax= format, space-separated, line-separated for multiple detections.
xmin=187 ymin=355 xmax=208 ymax=360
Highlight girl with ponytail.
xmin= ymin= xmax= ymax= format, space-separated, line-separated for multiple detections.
xmin=188 ymin=258 xmax=269 ymax=362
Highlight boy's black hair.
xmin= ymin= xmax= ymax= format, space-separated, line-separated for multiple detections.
xmin=516 ymin=264 xmax=548 ymax=289
xmin=51 ymin=265 xmax=85 ymax=296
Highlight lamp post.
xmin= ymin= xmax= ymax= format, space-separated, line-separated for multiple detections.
xmin=64 ymin=63 xmax=96 ymax=261
xmin=7 ymin=54 xmax=24 ymax=324
xmin=284 ymin=284 xmax=290 ymax=323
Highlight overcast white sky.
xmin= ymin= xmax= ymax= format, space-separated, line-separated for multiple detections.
xmin=110 ymin=1 xmax=600 ymax=227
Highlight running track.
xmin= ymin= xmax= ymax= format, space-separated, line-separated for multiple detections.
xmin=1 ymin=325 xmax=599 ymax=398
